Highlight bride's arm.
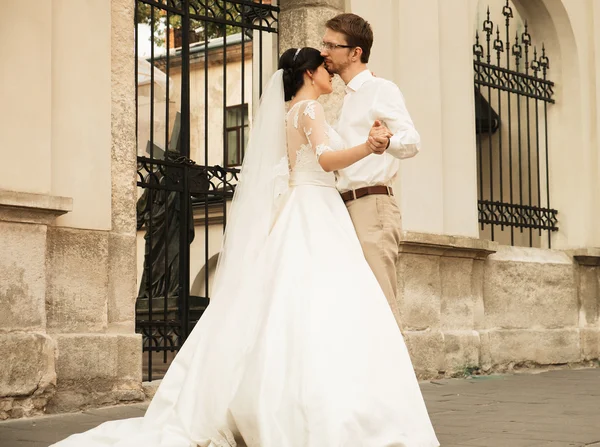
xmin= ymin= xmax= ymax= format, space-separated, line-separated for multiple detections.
xmin=301 ymin=101 xmax=384 ymax=173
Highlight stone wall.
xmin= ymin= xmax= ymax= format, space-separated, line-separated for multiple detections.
xmin=0 ymin=193 xmax=70 ymax=419
xmin=399 ymin=234 xmax=600 ymax=379
xmin=0 ymin=0 xmax=142 ymax=419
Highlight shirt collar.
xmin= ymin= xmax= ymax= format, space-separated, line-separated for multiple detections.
xmin=345 ymin=69 xmax=373 ymax=94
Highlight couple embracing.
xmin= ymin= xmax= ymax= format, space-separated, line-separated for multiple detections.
xmin=52 ymin=13 xmax=439 ymax=447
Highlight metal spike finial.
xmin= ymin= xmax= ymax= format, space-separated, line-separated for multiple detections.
xmin=540 ymin=44 xmax=550 ymax=69
xmin=531 ymin=47 xmax=540 ymax=74
xmin=483 ymin=14 xmax=494 ymax=35
xmin=494 ymin=26 xmax=504 ymax=53
xmin=503 ymin=0 xmax=513 ymax=19
xmin=522 ymin=24 xmax=531 ymax=47
xmin=512 ymin=31 xmax=522 ymax=62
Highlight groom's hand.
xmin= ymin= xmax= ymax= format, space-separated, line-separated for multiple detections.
xmin=368 ymin=120 xmax=392 ymax=154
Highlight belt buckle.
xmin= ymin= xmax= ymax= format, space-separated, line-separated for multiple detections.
xmin=352 ymin=189 xmax=357 ymax=200
xmin=386 ymin=186 xmax=392 ymax=196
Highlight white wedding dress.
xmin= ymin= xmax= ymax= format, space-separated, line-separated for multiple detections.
xmin=50 ymin=98 xmax=439 ymax=447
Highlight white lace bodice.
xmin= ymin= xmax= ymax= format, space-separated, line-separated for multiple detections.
xmin=285 ymin=100 xmax=344 ymax=186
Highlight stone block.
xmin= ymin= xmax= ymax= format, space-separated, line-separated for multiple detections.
xmin=54 ymin=333 xmax=141 ymax=385
xmin=0 ymin=221 xmax=46 ymax=332
xmin=580 ymin=327 xmax=600 ymax=360
xmin=46 ymin=227 xmax=109 ymax=333
xmin=480 ymin=329 xmax=581 ymax=367
xmin=484 ymin=251 xmax=577 ymax=329
xmin=54 ymin=334 xmax=118 ymax=382
xmin=443 ymin=330 xmax=480 ymax=375
xmin=143 ymin=380 xmax=161 ymax=400
xmin=0 ymin=333 xmax=56 ymax=398
xmin=403 ymin=330 xmax=444 ymax=379
xmin=440 ymin=257 xmax=475 ymax=330
xmin=48 ymin=333 xmax=144 ymax=413
xmin=117 ymin=334 xmax=143 ymax=382
xmin=397 ymin=253 xmax=441 ymax=330
xmin=108 ymin=233 xmax=137 ymax=327
xmin=578 ymin=266 xmax=599 ymax=327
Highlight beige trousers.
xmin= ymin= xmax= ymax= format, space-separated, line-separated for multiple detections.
xmin=345 ymin=194 xmax=403 ymax=326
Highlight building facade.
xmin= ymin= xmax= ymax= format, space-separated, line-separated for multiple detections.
xmin=0 ymin=0 xmax=598 ymax=419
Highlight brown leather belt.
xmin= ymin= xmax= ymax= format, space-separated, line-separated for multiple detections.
xmin=340 ymin=185 xmax=394 ymax=203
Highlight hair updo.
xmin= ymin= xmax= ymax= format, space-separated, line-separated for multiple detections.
xmin=278 ymin=47 xmax=325 ymax=101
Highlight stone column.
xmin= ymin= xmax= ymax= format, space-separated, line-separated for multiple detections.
xmin=279 ymin=0 xmax=346 ymax=121
xmin=43 ymin=0 xmax=142 ymax=414
xmin=279 ymin=0 xmax=344 ymax=50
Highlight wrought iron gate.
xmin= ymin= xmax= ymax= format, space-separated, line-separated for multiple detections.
xmin=474 ymin=1 xmax=558 ymax=247
xmin=135 ymin=0 xmax=279 ymax=381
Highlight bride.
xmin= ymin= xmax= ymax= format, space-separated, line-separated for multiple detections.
xmin=50 ymin=47 xmax=439 ymax=447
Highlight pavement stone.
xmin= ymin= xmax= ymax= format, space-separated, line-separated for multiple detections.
xmin=0 ymin=369 xmax=598 ymax=446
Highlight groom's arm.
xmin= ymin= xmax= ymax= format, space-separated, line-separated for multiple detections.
xmin=371 ymin=81 xmax=420 ymax=159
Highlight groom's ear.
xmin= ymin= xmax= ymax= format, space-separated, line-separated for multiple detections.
xmin=352 ymin=46 xmax=363 ymax=62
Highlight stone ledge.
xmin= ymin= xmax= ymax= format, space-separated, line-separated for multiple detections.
xmin=399 ymin=231 xmax=497 ymax=259
xmin=568 ymin=248 xmax=600 ymax=266
xmin=490 ymin=245 xmax=572 ymax=264
xmin=0 ymin=190 xmax=72 ymax=225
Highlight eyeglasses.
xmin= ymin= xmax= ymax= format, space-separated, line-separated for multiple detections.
xmin=321 ymin=41 xmax=355 ymax=51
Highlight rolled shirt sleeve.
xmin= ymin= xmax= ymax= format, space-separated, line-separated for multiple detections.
xmin=372 ymin=81 xmax=420 ymax=159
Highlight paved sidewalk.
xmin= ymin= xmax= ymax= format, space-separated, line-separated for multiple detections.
xmin=1 ymin=368 xmax=599 ymax=447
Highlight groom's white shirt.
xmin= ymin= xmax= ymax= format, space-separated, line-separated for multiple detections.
xmin=334 ymin=69 xmax=420 ymax=193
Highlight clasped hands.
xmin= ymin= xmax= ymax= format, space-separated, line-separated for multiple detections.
xmin=367 ymin=120 xmax=392 ymax=154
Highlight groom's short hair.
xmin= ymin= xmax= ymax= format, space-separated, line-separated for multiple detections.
xmin=325 ymin=13 xmax=373 ymax=63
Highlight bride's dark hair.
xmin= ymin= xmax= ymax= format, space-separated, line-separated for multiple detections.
xmin=278 ymin=47 xmax=325 ymax=101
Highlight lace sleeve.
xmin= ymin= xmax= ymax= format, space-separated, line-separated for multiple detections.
xmin=299 ymin=100 xmax=334 ymax=159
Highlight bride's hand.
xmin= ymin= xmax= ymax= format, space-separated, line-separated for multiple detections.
xmin=367 ymin=136 xmax=389 ymax=154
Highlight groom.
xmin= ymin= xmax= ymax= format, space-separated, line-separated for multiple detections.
xmin=321 ymin=13 xmax=420 ymax=324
